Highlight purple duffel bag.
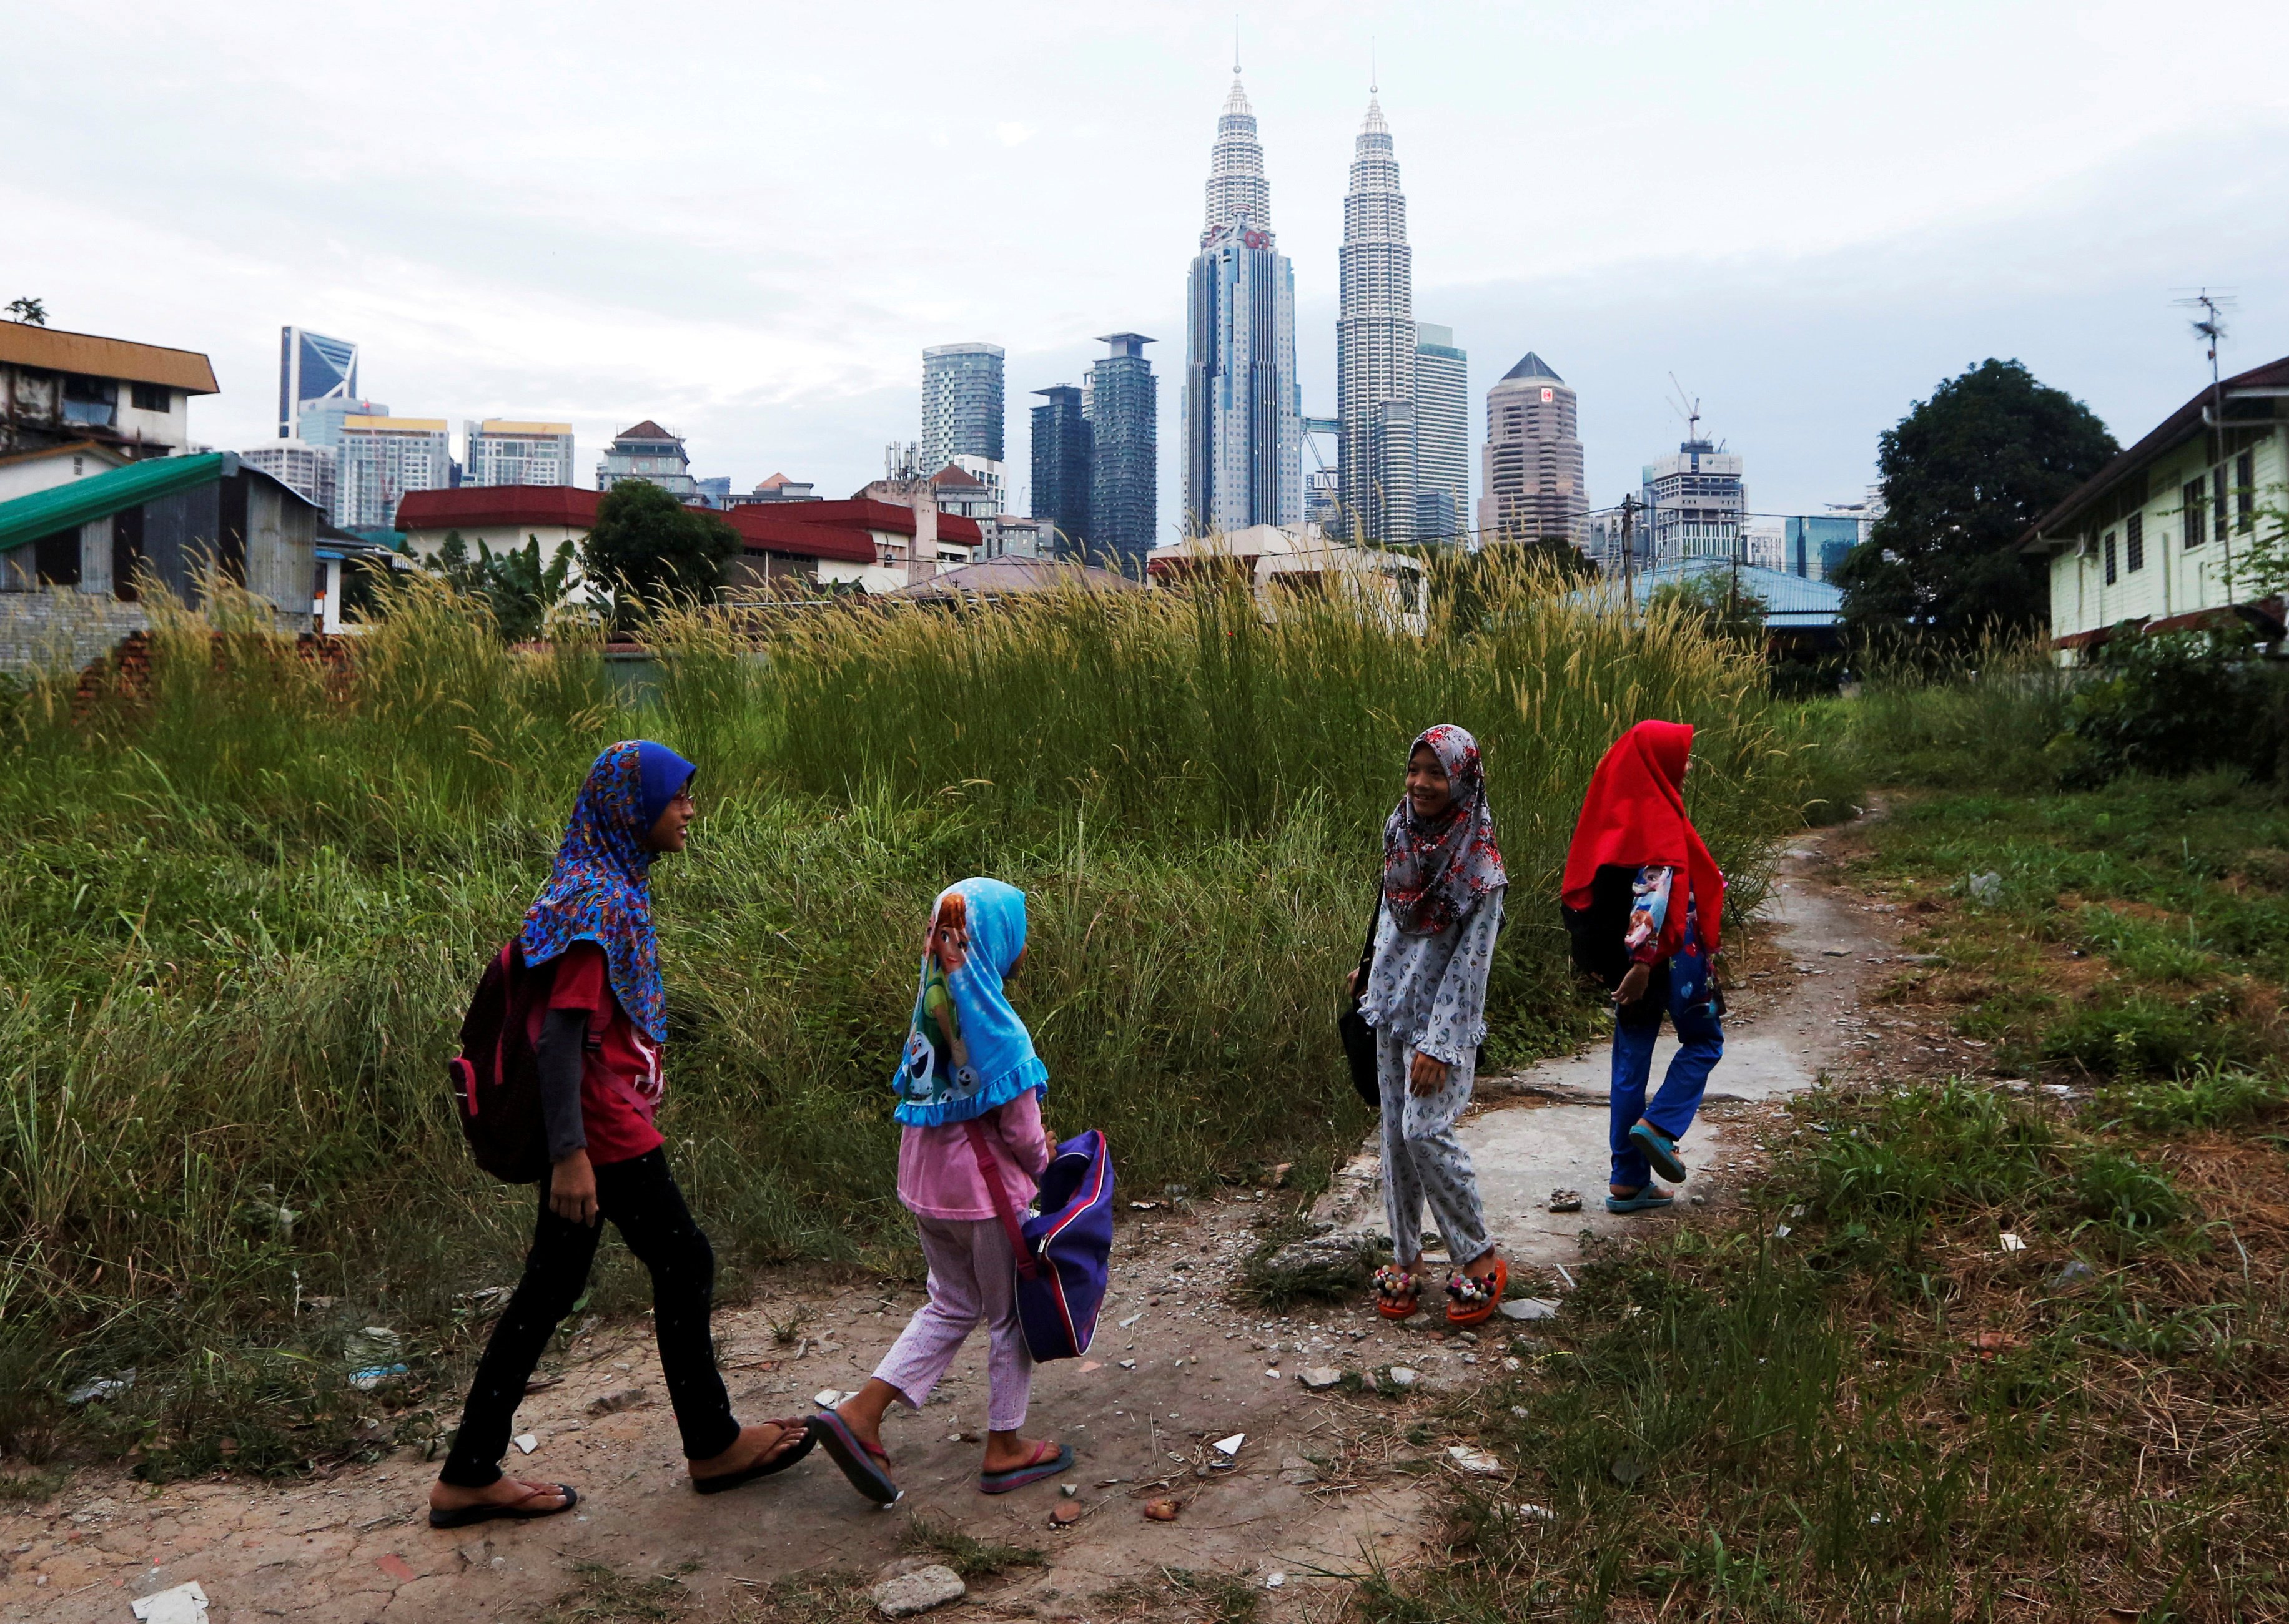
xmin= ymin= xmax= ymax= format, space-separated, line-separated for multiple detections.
xmin=965 ymin=1122 xmax=1115 ymax=1361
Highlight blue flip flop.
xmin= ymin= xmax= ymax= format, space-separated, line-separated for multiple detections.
xmin=809 ymin=1410 xmax=902 ymax=1507
xmin=1629 ymin=1121 xmax=1688 ymax=1184
xmin=979 ymin=1440 xmax=1074 ymax=1495
xmin=1605 ymin=1185 xmax=1675 ymax=1214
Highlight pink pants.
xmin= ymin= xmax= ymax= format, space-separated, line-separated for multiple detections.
xmin=873 ymin=1215 xmax=1033 ymax=1432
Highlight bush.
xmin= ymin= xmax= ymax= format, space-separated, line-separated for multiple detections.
xmin=2059 ymin=626 xmax=2289 ymax=788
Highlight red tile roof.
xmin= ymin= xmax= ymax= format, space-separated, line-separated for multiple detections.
xmin=396 ymin=485 xmax=602 ymax=530
xmin=722 ymin=504 xmax=878 ymax=564
xmin=783 ymin=497 xmax=981 ymax=544
xmin=613 ymin=420 xmax=678 ymax=441
xmin=929 ymin=463 xmax=985 ymax=488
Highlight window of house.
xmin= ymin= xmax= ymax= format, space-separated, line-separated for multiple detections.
xmin=61 ymin=375 xmax=117 ymax=428
xmin=129 ymin=382 xmax=171 ymax=413
xmin=2104 ymin=531 xmax=2118 ymax=584
xmin=2238 ymin=450 xmax=2257 ymax=532
xmin=2183 ymin=479 xmax=2206 ymax=548
xmin=2125 ymin=513 xmax=2144 ymax=572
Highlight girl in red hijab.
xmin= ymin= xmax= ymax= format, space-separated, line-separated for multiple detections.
xmin=1560 ymin=720 xmax=1726 ymax=1212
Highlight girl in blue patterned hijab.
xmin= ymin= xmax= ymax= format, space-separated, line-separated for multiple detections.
xmin=520 ymin=739 xmax=696 ymax=1046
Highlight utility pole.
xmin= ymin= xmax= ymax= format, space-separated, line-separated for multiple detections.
xmin=1619 ymin=493 xmax=1638 ymax=621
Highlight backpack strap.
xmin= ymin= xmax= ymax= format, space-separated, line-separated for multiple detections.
xmin=964 ymin=1116 xmax=1040 ymax=1281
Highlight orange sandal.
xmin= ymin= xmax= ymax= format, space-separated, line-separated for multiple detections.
xmin=1373 ymin=1262 xmax=1420 ymax=1319
xmin=1446 ymin=1257 xmax=1508 ymax=1327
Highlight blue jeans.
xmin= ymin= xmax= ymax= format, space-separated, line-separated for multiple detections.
xmin=1609 ymin=947 xmax=1723 ymax=1189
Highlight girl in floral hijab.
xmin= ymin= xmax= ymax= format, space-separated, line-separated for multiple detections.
xmin=1354 ymin=725 xmax=1510 ymax=1327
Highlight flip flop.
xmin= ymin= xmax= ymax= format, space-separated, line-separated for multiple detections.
xmin=809 ymin=1410 xmax=902 ymax=1506
xmin=427 ymin=1482 xmax=578 ymax=1529
xmin=692 ymin=1419 xmax=816 ymax=1495
xmin=1605 ymin=1185 xmax=1675 ymax=1214
xmin=1629 ymin=1121 xmax=1688 ymax=1184
xmin=1446 ymin=1256 xmax=1508 ymax=1327
xmin=979 ymin=1440 xmax=1074 ymax=1495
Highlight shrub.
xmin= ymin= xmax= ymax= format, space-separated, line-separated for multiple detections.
xmin=2059 ymin=626 xmax=2289 ymax=788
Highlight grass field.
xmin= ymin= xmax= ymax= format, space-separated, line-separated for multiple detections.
xmin=0 ymin=564 xmax=1822 ymax=1477
xmin=1378 ymin=769 xmax=2289 ymax=1622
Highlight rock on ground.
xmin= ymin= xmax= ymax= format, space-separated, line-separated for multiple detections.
xmin=872 ymin=1563 xmax=966 ymax=1618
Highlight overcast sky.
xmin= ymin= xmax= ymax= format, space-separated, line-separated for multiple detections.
xmin=8 ymin=1 xmax=2288 ymax=531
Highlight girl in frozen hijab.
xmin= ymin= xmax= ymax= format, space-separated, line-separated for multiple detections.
xmin=809 ymin=878 xmax=1073 ymax=1504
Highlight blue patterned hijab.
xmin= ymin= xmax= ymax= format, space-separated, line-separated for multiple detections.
xmin=892 ymin=877 xmax=1049 ymax=1128
xmin=519 ymin=740 xmax=695 ymax=1045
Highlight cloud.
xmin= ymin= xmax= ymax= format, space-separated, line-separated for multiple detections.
xmin=996 ymin=122 xmax=1037 ymax=147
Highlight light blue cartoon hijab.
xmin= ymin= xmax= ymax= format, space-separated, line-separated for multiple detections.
xmin=892 ymin=877 xmax=1048 ymax=1127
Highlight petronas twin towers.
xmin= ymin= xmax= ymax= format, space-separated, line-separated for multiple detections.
xmin=1182 ymin=71 xmax=1421 ymax=543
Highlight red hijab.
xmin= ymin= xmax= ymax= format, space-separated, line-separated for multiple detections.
xmin=1560 ymin=720 xmax=1725 ymax=955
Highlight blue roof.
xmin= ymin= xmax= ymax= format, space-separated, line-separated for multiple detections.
xmin=1578 ymin=556 xmax=1845 ymax=629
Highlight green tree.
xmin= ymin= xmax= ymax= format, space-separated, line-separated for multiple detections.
xmin=1648 ymin=571 xmax=1768 ymax=648
xmin=5 ymin=297 xmax=47 ymax=327
xmin=581 ymin=481 xmax=740 ymax=624
xmin=1836 ymin=358 xmax=2117 ymax=648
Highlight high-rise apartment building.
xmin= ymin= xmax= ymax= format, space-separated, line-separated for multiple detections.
xmin=1337 ymin=92 xmax=1415 ymax=544
xmin=297 ymin=396 xmax=388 ymax=450
xmin=339 ymin=415 xmax=450 ymax=531
xmin=1030 ymin=384 xmax=1093 ymax=556
xmin=279 ymin=327 xmax=359 ymax=439
xmin=237 ymin=439 xmax=337 ymax=518
xmin=1087 ymin=334 xmax=1157 ymax=566
xmin=465 ymin=420 xmax=575 ymax=487
xmin=1182 ymin=71 xmax=1300 ymax=536
xmin=1413 ymin=323 xmax=1468 ymax=543
xmin=596 ymin=421 xmax=698 ymax=498
xmin=1641 ymin=436 xmax=1746 ymax=563
xmin=922 ymin=343 xmax=1005 ymax=473
xmin=1479 ymin=352 xmax=1587 ymax=545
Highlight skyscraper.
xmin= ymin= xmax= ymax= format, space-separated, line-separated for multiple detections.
xmin=1479 ymin=353 xmax=1587 ymax=545
xmin=921 ymin=343 xmax=1005 ymax=473
xmin=1641 ymin=435 xmax=1746 ymax=563
xmin=279 ymin=327 xmax=359 ymax=440
xmin=465 ymin=420 xmax=576 ymax=487
xmin=1087 ymin=334 xmax=1157 ymax=566
xmin=1337 ymin=91 xmax=1415 ymax=544
xmin=338 ymin=416 xmax=450 ymax=531
xmin=1413 ymin=323 xmax=1468 ymax=543
xmin=1182 ymin=69 xmax=1300 ymax=536
xmin=1031 ymin=384 xmax=1093 ymax=556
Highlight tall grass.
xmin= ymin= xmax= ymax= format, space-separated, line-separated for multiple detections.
xmin=0 ymin=563 xmax=1816 ymax=1469
xmin=1849 ymin=632 xmax=2075 ymax=789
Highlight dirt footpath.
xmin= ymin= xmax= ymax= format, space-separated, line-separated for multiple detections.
xmin=4 ymin=824 xmax=1953 ymax=1623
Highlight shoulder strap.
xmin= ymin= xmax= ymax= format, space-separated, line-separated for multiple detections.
xmin=963 ymin=1117 xmax=1040 ymax=1280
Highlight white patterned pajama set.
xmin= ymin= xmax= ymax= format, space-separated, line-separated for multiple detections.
xmin=1360 ymin=892 xmax=1504 ymax=1268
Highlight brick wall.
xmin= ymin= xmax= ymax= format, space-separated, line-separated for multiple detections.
xmin=0 ymin=592 xmax=314 ymax=676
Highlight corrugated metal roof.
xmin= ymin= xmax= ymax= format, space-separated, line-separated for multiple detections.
xmin=1575 ymin=557 xmax=1846 ymax=627
xmin=0 ymin=453 xmax=227 ymax=552
xmin=397 ymin=485 xmax=602 ymax=530
xmin=0 ymin=324 xmax=220 ymax=393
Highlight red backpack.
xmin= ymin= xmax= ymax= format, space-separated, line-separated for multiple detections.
xmin=448 ymin=940 xmax=558 ymax=1183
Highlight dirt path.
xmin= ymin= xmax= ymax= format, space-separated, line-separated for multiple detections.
xmin=3 ymin=825 xmax=1944 ymax=1624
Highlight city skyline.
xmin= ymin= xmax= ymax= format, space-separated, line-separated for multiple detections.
xmin=11 ymin=4 xmax=2288 ymax=536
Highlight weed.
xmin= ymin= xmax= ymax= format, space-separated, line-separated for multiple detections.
xmin=2073 ymin=1149 xmax=2188 ymax=1234
xmin=897 ymin=1515 xmax=1046 ymax=1578
xmin=2099 ymin=1065 xmax=2289 ymax=1132
xmin=540 ymin=1560 xmax=689 ymax=1623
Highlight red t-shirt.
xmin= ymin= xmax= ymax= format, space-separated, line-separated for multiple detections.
xmin=530 ymin=942 xmax=665 ymax=1167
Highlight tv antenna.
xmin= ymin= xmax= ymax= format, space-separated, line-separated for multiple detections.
xmin=1666 ymin=373 xmax=1702 ymax=445
xmin=2173 ymin=287 xmax=2236 ymax=388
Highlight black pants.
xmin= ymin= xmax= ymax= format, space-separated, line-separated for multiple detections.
xmin=440 ymin=1148 xmax=739 ymax=1487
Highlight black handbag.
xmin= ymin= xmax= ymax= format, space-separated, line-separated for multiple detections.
xmin=1337 ymin=893 xmax=1382 ymax=1110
